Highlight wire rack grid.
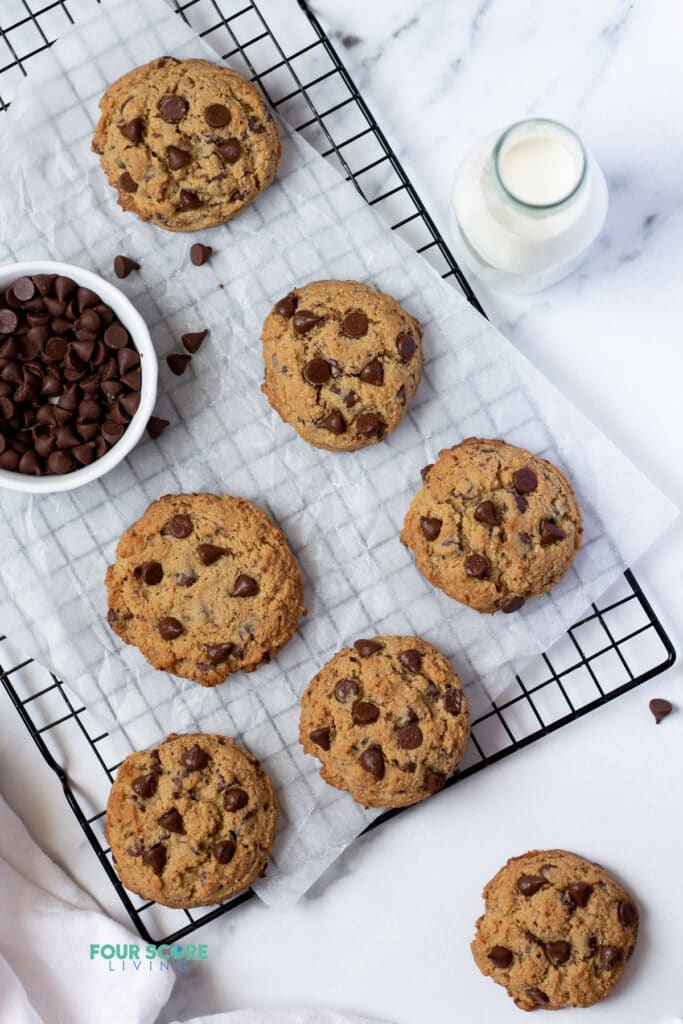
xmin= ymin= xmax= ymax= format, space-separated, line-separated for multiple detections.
xmin=0 ymin=0 xmax=676 ymax=944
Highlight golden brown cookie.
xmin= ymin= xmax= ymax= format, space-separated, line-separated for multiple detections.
xmin=471 ymin=849 xmax=639 ymax=1011
xmin=92 ymin=57 xmax=281 ymax=231
xmin=106 ymin=733 xmax=278 ymax=909
xmin=105 ymin=493 xmax=304 ymax=685
xmin=261 ymin=280 xmax=423 ymax=451
xmin=299 ymin=635 xmax=469 ymax=808
xmin=401 ymin=438 xmax=582 ymax=613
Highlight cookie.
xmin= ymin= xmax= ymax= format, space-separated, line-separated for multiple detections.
xmin=106 ymin=733 xmax=278 ymax=909
xmin=92 ymin=57 xmax=281 ymax=231
xmin=401 ymin=438 xmax=582 ymax=613
xmin=299 ymin=635 xmax=469 ymax=808
xmin=105 ymin=493 xmax=304 ymax=685
xmin=261 ymin=280 xmax=423 ymax=451
xmin=471 ymin=849 xmax=639 ymax=1011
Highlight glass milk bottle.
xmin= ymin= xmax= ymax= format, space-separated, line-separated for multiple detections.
xmin=450 ymin=119 xmax=608 ymax=293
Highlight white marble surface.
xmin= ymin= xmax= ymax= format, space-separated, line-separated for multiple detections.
xmin=2 ymin=1 xmax=683 ymax=1022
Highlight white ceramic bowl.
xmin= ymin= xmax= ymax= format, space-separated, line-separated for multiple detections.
xmin=0 ymin=260 xmax=157 ymax=494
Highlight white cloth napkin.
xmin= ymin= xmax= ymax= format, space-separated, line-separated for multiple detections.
xmin=168 ymin=1013 xmax=391 ymax=1024
xmin=0 ymin=792 xmax=174 ymax=1024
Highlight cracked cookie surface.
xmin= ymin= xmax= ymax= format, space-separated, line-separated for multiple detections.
xmin=471 ymin=849 xmax=639 ymax=1011
xmin=92 ymin=57 xmax=281 ymax=231
xmin=105 ymin=492 xmax=304 ymax=685
xmin=261 ymin=279 xmax=423 ymax=451
xmin=401 ymin=438 xmax=582 ymax=613
xmin=106 ymin=733 xmax=278 ymax=908
xmin=299 ymin=635 xmax=469 ymax=808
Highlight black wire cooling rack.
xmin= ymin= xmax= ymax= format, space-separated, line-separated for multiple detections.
xmin=0 ymin=0 xmax=676 ymax=945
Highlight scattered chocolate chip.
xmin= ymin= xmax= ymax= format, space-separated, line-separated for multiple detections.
xmin=213 ymin=839 xmax=236 ymax=864
xmin=232 ymin=574 xmax=258 ymax=597
xmin=158 ymin=808 xmax=184 ymax=834
xmin=444 ymin=688 xmax=463 ymax=715
xmin=354 ymin=639 xmax=382 ymax=657
xmin=518 ymin=874 xmax=546 ymax=896
xmin=274 ymin=294 xmax=298 ymax=319
xmin=420 ymin=516 xmax=442 ymax=540
xmin=513 ymin=467 xmax=537 ymax=493
xmin=599 ymin=945 xmax=623 ymax=968
xmin=399 ymin=649 xmax=422 ymax=673
xmin=167 ymin=353 xmax=191 ymax=375
xmin=140 ymin=561 xmax=163 ymax=585
xmin=204 ymin=103 xmax=231 ymax=128
xmin=159 ymin=616 xmax=183 ymax=640
xmin=190 ymin=243 xmax=212 ymax=266
xmin=545 ymin=940 xmax=571 ymax=965
xmin=216 ymin=138 xmax=242 ymax=162
xmin=224 ymin=788 xmax=249 ymax=811
xmin=142 ymin=844 xmax=166 ymax=875
xmin=335 ymin=679 xmax=359 ymax=703
xmin=568 ymin=882 xmax=593 ymax=907
xmin=525 ymin=988 xmax=549 ymax=1006
xmin=540 ymin=518 xmax=566 ymax=545
xmin=359 ymin=747 xmax=384 ymax=780
xmin=396 ymin=334 xmax=416 ymax=360
xmin=309 ymin=727 xmax=331 ymax=750
xmin=618 ymin=901 xmax=638 ymax=927
xmin=293 ymin=310 xmax=322 ymax=334
xmin=355 ymin=412 xmax=382 ymax=439
xmin=342 ymin=310 xmax=368 ymax=337
xmin=160 ymin=95 xmax=188 ymax=122
xmin=147 ymin=416 xmax=169 ymax=439
xmin=474 ymin=500 xmax=500 ymax=526
xmin=303 ymin=358 xmax=331 ymax=385
xmin=488 ymin=946 xmax=513 ymax=968
xmin=501 ymin=595 xmax=525 ymax=613
xmin=353 ymin=701 xmax=379 ymax=725
xmin=132 ymin=773 xmax=158 ymax=797
xmin=119 ymin=117 xmax=144 ymax=143
xmin=181 ymin=330 xmax=208 ymax=354
xmin=114 ymin=254 xmax=140 ymax=279
xmin=397 ymin=723 xmax=423 ymax=749
xmin=649 ymin=698 xmax=672 ymax=724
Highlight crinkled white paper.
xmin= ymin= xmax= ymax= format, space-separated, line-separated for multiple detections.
xmin=0 ymin=0 xmax=676 ymax=906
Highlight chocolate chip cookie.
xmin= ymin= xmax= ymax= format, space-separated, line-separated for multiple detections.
xmin=261 ymin=280 xmax=423 ymax=451
xmin=105 ymin=493 xmax=304 ymax=685
xmin=106 ymin=733 xmax=278 ymax=909
xmin=299 ymin=636 xmax=469 ymax=808
xmin=471 ymin=849 xmax=639 ymax=1011
xmin=92 ymin=57 xmax=281 ymax=231
xmin=401 ymin=438 xmax=582 ymax=613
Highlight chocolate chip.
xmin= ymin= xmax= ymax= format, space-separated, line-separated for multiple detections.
xmin=190 ymin=243 xmax=212 ymax=266
xmin=357 ymin=358 xmax=383 ymax=386
xmin=198 ymin=543 xmax=228 ymax=565
xmin=618 ymin=901 xmax=638 ymax=926
xmin=132 ymin=773 xmax=158 ymax=797
xmin=160 ymin=94 xmax=188 ymax=121
xmin=248 ymin=116 xmax=264 ymax=133
xmin=275 ymin=294 xmax=298 ymax=319
xmin=205 ymin=642 xmax=233 ymax=664
xmin=517 ymin=874 xmax=546 ymax=896
xmin=178 ymin=190 xmax=202 ymax=211
xmin=167 ymin=353 xmax=191 ymax=375
xmin=0 ymin=309 xmax=18 ymax=334
xmin=72 ymin=442 xmax=95 ymax=465
xmin=168 ymin=514 xmax=193 ymax=538
xmin=545 ymin=940 xmax=571 ymax=965
xmin=319 ymin=410 xmax=345 ymax=434
xmin=13 ymin=277 xmax=35 ymax=302
xmin=426 ymin=770 xmax=446 ymax=793
xmin=118 ymin=348 xmax=139 ymax=373
xmin=159 ymin=616 xmax=183 ymax=640
xmin=396 ymin=334 xmax=416 ymax=360
xmin=213 ymin=139 xmax=240 ymax=165
xmin=420 ymin=464 xmax=433 ymax=483
xmin=599 ymin=945 xmax=623 ymax=968
xmin=224 ymin=788 xmax=248 ymax=811
xmin=182 ymin=330 xmax=208 ymax=354
xmin=355 ymin=412 xmax=382 ymax=439
xmin=142 ymin=844 xmax=166 ymax=875
xmin=293 ymin=310 xmax=322 ymax=334
xmin=46 ymin=450 xmax=75 ymax=474
xmin=399 ymin=649 xmax=422 ymax=673
xmin=158 ymin=808 xmax=184 ymax=834
xmin=204 ymin=103 xmax=231 ymax=127
xmin=18 ymin=450 xmax=41 ymax=477
xmin=101 ymin=420 xmax=124 ymax=444
xmin=166 ymin=144 xmax=192 ymax=170
xmin=104 ymin=323 xmax=128 ymax=349
xmin=540 ymin=519 xmax=566 ymax=545
xmin=147 ymin=416 xmax=169 ymax=439
xmin=525 ymin=988 xmax=549 ymax=1006
xmin=444 ymin=688 xmax=463 ymax=715
xmin=303 ymin=358 xmax=331 ymax=385
xmin=567 ymin=881 xmax=593 ymax=907
xmin=501 ymin=595 xmax=525 ymax=613
xmin=309 ymin=727 xmax=331 ymax=750
xmin=420 ymin=516 xmax=442 ymax=540
xmin=140 ymin=561 xmax=163 ymax=585
xmin=120 ymin=117 xmax=144 ymax=143
xmin=513 ymin=467 xmax=537 ymax=493
xmin=474 ymin=500 xmax=500 ymax=526
xmin=183 ymin=744 xmax=209 ymax=770
xmin=119 ymin=172 xmax=138 ymax=193
xmin=487 ymin=946 xmax=513 ymax=968
xmin=232 ymin=574 xmax=258 ymax=597
xmin=359 ymin=747 xmax=384 ymax=780
xmin=397 ymin=723 xmax=423 ymax=749
xmin=213 ymin=839 xmax=236 ymax=864
xmin=114 ymin=255 xmax=140 ymax=279
xmin=514 ymin=494 xmax=528 ymax=512
xmin=335 ymin=679 xmax=359 ymax=703
xmin=342 ymin=310 xmax=368 ymax=337
xmin=649 ymin=698 xmax=672 ymax=724
xmin=464 ymin=553 xmax=488 ymax=579
xmin=354 ymin=639 xmax=382 ymax=657
xmin=353 ymin=701 xmax=379 ymax=725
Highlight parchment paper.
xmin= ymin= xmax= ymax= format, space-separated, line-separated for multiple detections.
xmin=0 ymin=0 xmax=676 ymax=906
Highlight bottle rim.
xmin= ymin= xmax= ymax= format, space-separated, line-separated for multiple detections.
xmin=492 ymin=118 xmax=587 ymax=212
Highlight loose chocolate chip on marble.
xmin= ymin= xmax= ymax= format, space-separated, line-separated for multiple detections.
xmin=158 ymin=808 xmax=185 ymax=834
xmin=303 ymin=358 xmax=331 ymax=385
xmin=166 ymin=145 xmax=192 ymax=170
xmin=513 ymin=467 xmax=537 ymax=493
xmin=224 ymin=788 xmax=249 ymax=811
xmin=342 ymin=310 xmax=368 ymax=337
xmin=190 ymin=243 xmax=212 ymax=266
xmin=178 ymin=190 xmax=202 ymax=211
xmin=318 ymin=410 xmax=345 ymax=434
xmin=119 ymin=172 xmax=138 ymax=193
xmin=618 ymin=901 xmax=638 ymax=926
xmin=352 ymin=701 xmax=379 ymax=725
xmin=160 ymin=94 xmax=188 ymax=121
xmin=142 ymin=844 xmax=167 ymax=874
xmin=355 ymin=412 xmax=382 ymax=439
xmin=114 ymin=255 xmax=140 ymax=279
xmin=182 ymin=330 xmax=208 ymax=354
xmin=232 ymin=574 xmax=258 ymax=597
xmin=204 ymin=103 xmax=231 ymax=127
xmin=420 ymin=516 xmax=442 ymax=540
xmin=205 ymin=642 xmax=233 ymax=664
xmin=274 ymin=294 xmax=297 ymax=319
xmin=474 ymin=500 xmax=500 ymax=526
xmin=359 ymin=747 xmax=384 ymax=780
xmin=420 ymin=463 xmax=433 ymax=483
xmin=168 ymin=514 xmax=193 ymax=538
xmin=132 ymin=772 xmax=158 ymax=797
xmin=293 ymin=310 xmax=323 ymax=334
xmin=397 ymin=723 xmax=423 ymax=749
xmin=159 ymin=616 xmax=184 ymax=640
xmin=599 ymin=945 xmax=623 ymax=968
xmin=545 ymin=940 xmax=571 ymax=965
xmin=354 ymin=638 xmax=382 ymax=658
xmin=120 ymin=117 xmax=144 ymax=143
xmin=540 ymin=519 xmax=566 ymax=545
xmin=147 ymin=416 xmax=169 ymax=439
xmin=518 ymin=874 xmax=546 ymax=896
xmin=487 ymin=946 xmax=513 ymax=968
xmin=360 ymin=359 xmax=384 ymax=385
xmin=649 ymin=698 xmax=672 ymax=724
xmin=167 ymin=353 xmax=191 ymax=375
xmin=525 ymin=988 xmax=549 ymax=1006
xmin=464 ymin=553 xmax=489 ymax=579
xmin=335 ymin=679 xmax=359 ymax=703
xmin=396 ymin=334 xmax=416 ymax=360
xmin=501 ymin=595 xmax=525 ymax=613
xmin=399 ymin=649 xmax=422 ymax=673
xmin=567 ymin=881 xmax=593 ymax=907
xmin=198 ymin=543 xmax=228 ymax=565
xmin=213 ymin=839 xmax=236 ymax=864
xmin=139 ymin=561 xmax=163 ymax=585
xmin=183 ymin=744 xmax=209 ymax=771
xmin=309 ymin=727 xmax=331 ymax=750
xmin=216 ymin=138 xmax=242 ymax=163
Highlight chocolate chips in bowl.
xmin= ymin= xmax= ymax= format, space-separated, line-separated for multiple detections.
xmin=0 ymin=262 xmax=157 ymax=493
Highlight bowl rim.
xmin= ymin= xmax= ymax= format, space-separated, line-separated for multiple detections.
xmin=0 ymin=259 xmax=158 ymax=495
